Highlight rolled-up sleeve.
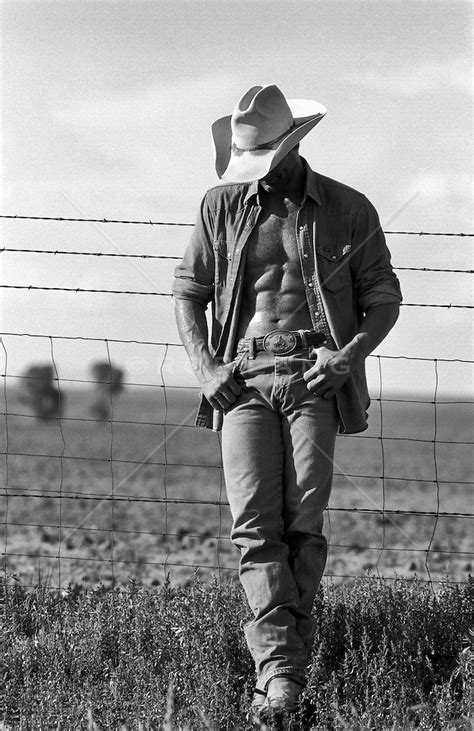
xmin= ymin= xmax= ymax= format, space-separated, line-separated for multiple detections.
xmin=350 ymin=196 xmax=402 ymax=311
xmin=172 ymin=193 xmax=215 ymax=306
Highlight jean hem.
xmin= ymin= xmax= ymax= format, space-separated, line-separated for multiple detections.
xmin=261 ymin=666 xmax=306 ymax=691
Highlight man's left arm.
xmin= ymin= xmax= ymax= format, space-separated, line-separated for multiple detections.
xmin=303 ymin=303 xmax=399 ymax=399
xmin=304 ymin=195 xmax=402 ymax=399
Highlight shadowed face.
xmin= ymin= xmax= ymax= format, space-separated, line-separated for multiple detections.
xmin=259 ymin=146 xmax=305 ymax=195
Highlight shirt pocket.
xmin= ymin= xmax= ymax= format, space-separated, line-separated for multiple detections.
xmin=213 ymin=239 xmax=232 ymax=286
xmin=316 ymin=214 xmax=353 ymax=292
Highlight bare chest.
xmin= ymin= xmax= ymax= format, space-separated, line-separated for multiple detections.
xmin=237 ymin=195 xmax=312 ymax=335
xmin=246 ymin=198 xmax=301 ymax=275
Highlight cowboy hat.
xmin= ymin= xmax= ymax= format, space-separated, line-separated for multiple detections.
xmin=211 ymin=84 xmax=327 ymax=183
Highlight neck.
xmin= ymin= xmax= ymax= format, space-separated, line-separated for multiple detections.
xmin=288 ymin=156 xmax=305 ymax=192
xmin=259 ymin=156 xmax=306 ymax=202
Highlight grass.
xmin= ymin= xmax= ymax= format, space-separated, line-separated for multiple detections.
xmin=2 ymin=575 xmax=472 ymax=729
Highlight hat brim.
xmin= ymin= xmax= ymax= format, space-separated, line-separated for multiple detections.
xmin=211 ymin=99 xmax=327 ymax=183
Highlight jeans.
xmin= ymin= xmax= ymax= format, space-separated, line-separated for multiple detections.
xmin=221 ymin=349 xmax=338 ymax=691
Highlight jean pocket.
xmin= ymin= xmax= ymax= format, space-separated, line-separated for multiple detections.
xmin=232 ymin=352 xmax=248 ymax=380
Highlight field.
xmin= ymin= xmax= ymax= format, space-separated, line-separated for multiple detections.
xmin=2 ymin=385 xmax=473 ymax=729
xmin=3 ymin=576 xmax=472 ymax=729
xmin=1 ymin=385 xmax=472 ymax=589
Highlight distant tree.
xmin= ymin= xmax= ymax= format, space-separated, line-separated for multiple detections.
xmin=89 ymin=361 xmax=125 ymax=421
xmin=22 ymin=364 xmax=64 ymax=420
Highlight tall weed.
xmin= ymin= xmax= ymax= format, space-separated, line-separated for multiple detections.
xmin=2 ymin=575 xmax=472 ymax=729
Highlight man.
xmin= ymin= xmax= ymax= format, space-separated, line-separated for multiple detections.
xmin=173 ymin=84 xmax=401 ymax=727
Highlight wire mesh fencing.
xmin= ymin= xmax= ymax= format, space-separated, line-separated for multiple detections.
xmin=1 ymin=214 xmax=472 ymax=589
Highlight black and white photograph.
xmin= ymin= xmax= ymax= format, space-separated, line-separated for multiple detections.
xmin=1 ymin=1 xmax=472 ymax=728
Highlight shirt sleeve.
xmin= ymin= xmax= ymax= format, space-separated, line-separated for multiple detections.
xmin=350 ymin=196 xmax=402 ymax=311
xmin=172 ymin=193 xmax=215 ymax=306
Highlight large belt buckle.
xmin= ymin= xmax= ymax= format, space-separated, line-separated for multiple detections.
xmin=263 ymin=329 xmax=297 ymax=355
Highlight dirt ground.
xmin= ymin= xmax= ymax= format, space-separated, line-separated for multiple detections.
xmin=1 ymin=387 xmax=472 ymax=588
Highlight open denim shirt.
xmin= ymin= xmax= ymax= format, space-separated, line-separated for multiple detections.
xmin=173 ymin=160 xmax=402 ymax=433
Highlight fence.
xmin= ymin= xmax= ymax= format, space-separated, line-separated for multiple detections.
xmin=1 ymin=214 xmax=473 ymax=590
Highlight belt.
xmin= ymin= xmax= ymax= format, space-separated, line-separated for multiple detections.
xmin=236 ymin=329 xmax=326 ymax=357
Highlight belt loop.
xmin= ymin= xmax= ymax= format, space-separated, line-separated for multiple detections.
xmin=248 ymin=337 xmax=256 ymax=360
xmin=299 ymin=329 xmax=308 ymax=350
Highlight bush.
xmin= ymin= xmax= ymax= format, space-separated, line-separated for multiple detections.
xmin=2 ymin=575 xmax=472 ymax=729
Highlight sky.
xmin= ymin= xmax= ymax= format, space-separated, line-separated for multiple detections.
xmin=1 ymin=0 xmax=473 ymax=396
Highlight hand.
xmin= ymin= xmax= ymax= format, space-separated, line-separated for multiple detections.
xmin=303 ymin=346 xmax=353 ymax=399
xmin=200 ymin=360 xmax=242 ymax=411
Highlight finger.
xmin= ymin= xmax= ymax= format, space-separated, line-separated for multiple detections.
xmin=216 ymin=386 xmax=242 ymax=408
xmin=212 ymin=393 xmax=231 ymax=410
xmin=208 ymin=390 xmax=232 ymax=409
xmin=305 ymin=374 xmax=325 ymax=392
xmin=302 ymin=364 xmax=321 ymax=382
xmin=311 ymin=382 xmax=333 ymax=397
xmin=313 ymin=387 xmax=334 ymax=399
xmin=323 ymin=390 xmax=335 ymax=399
xmin=227 ymin=379 xmax=243 ymax=396
xmin=312 ymin=387 xmax=328 ymax=397
xmin=219 ymin=384 xmax=239 ymax=402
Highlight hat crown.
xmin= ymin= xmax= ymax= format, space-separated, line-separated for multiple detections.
xmin=231 ymin=85 xmax=294 ymax=148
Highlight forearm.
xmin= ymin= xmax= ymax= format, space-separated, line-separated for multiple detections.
xmin=174 ymin=298 xmax=217 ymax=385
xmin=174 ymin=297 xmax=242 ymax=410
xmin=342 ymin=303 xmax=400 ymax=364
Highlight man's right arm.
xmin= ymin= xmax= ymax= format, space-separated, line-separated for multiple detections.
xmin=174 ymin=298 xmax=242 ymax=411
xmin=173 ymin=191 xmax=242 ymax=410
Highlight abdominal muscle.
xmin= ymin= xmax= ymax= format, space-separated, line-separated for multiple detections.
xmin=236 ymin=194 xmax=313 ymax=339
xmin=237 ymin=241 xmax=313 ymax=338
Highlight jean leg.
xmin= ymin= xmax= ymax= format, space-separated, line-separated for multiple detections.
xmin=222 ymin=393 xmax=307 ymax=689
xmin=281 ymin=395 xmax=338 ymax=652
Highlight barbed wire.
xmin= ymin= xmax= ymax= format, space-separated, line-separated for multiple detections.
xmin=3 ymin=371 xmax=474 ymax=400
xmin=0 ymin=214 xmax=194 ymax=227
xmin=6 ymin=521 xmax=472 ymax=558
xmin=1 ymin=246 xmax=182 ymax=260
xmin=2 ymin=490 xmax=472 ymax=519
xmin=395 ymin=266 xmax=473 ymax=273
xmin=384 ymin=230 xmax=474 ymax=237
xmin=403 ymin=303 xmax=472 ymax=309
xmin=4 ymin=574 xmax=468 ymax=591
xmin=0 ymin=332 xmax=182 ymax=346
xmin=1 ymin=247 xmax=473 ymax=275
xmin=0 ymin=284 xmax=171 ymax=296
xmin=1 ymin=412 xmax=472 ymax=444
xmin=4 ymin=451 xmax=473 ymax=485
xmin=2 ymin=550 xmax=235 ymax=572
xmin=1 ymin=213 xmax=473 ymax=236
xmin=5 ymin=573 xmax=467 ymax=591
xmin=1 ymin=225 xmax=472 ymax=587
xmin=1 ymin=284 xmax=472 ymax=308
xmin=1 ymin=331 xmax=473 ymax=366
xmin=1 ymin=412 xmax=471 ymax=444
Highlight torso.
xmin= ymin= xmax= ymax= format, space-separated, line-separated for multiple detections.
xmin=237 ymin=190 xmax=313 ymax=338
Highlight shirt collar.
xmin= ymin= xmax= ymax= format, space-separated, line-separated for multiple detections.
xmin=243 ymin=158 xmax=321 ymax=206
xmin=302 ymin=160 xmax=322 ymax=206
xmin=244 ymin=180 xmax=260 ymax=205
